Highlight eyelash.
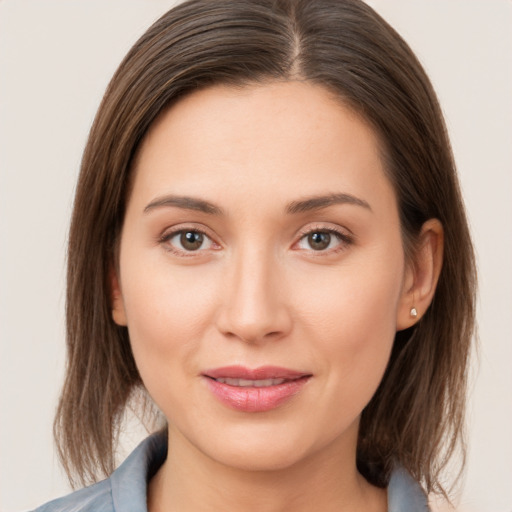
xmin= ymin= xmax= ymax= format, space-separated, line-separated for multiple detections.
xmin=159 ymin=226 xmax=219 ymax=256
xmin=158 ymin=225 xmax=354 ymax=256
xmin=295 ymin=226 xmax=354 ymax=254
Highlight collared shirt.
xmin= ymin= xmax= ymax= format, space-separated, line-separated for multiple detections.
xmin=33 ymin=432 xmax=430 ymax=511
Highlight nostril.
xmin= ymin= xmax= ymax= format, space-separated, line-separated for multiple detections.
xmin=221 ymin=330 xmax=285 ymax=345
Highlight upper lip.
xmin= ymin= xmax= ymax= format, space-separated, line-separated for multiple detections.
xmin=202 ymin=365 xmax=310 ymax=380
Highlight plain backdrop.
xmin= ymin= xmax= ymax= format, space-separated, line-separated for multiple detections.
xmin=0 ymin=1 xmax=511 ymax=511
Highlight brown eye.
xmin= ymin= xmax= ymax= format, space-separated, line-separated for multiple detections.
xmin=180 ymin=231 xmax=204 ymax=251
xmin=307 ymin=232 xmax=331 ymax=250
xmin=296 ymin=228 xmax=352 ymax=253
xmin=162 ymin=229 xmax=215 ymax=254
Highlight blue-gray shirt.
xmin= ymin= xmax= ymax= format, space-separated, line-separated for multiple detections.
xmin=33 ymin=433 xmax=430 ymax=511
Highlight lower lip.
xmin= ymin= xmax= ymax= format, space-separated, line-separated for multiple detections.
xmin=204 ymin=377 xmax=310 ymax=412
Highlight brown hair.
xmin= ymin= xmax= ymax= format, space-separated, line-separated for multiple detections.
xmin=55 ymin=0 xmax=476 ymax=496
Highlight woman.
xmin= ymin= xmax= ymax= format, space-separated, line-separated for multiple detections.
xmin=33 ymin=0 xmax=476 ymax=510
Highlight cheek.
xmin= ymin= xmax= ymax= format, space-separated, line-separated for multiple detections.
xmin=298 ymin=254 xmax=402 ymax=336
xmin=119 ymin=267 xmax=219 ymax=428
xmin=293 ymin=251 xmax=404 ymax=399
xmin=118 ymin=260 xmax=218 ymax=384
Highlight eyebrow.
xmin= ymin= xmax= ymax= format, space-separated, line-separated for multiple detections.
xmin=143 ymin=192 xmax=371 ymax=216
xmin=144 ymin=195 xmax=223 ymax=215
xmin=286 ymin=193 xmax=372 ymax=214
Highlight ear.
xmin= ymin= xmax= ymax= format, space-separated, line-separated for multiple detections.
xmin=396 ymin=219 xmax=444 ymax=330
xmin=110 ymin=266 xmax=127 ymax=326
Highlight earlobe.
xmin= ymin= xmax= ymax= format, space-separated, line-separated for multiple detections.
xmin=110 ymin=267 xmax=128 ymax=326
xmin=396 ymin=219 xmax=444 ymax=330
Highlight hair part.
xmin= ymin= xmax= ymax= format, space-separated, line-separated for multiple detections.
xmin=55 ymin=0 xmax=476 ymax=496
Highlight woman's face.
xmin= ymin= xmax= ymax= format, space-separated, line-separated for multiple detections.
xmin=113 ymin=81 xmax=414 ymax=471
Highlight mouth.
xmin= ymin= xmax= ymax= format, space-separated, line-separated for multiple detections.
xmin=202 ymin=366 xmax=312 ymax=412
xmin=212 ymin=377 xmax=288 ymax=387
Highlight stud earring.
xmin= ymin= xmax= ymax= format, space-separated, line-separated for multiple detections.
xmin=410 ymin=307 xmax=418 ymax=318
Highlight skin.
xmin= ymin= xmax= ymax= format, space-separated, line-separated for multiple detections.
xmin=112 ymin=81 xmax=443 ymax=512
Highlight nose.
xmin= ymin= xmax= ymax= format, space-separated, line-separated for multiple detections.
xmin=215 ymin=246 xmax=293 ymax=345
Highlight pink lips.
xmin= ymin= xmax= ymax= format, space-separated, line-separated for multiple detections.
xmin=202 ymin=365 xmax=311 ymax=413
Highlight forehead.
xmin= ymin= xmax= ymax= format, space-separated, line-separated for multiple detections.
xmin=130 ymin=81 xmax=396 ymax=217
xmin=139 ymin=80 xmax=381 ymax=162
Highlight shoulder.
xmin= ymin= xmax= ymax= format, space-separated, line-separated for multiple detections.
xmin=31 ymin=479 xmax=113 ymax=512
xmin=31 ymin=431 xmax=168 ymax=512
xmin=387 ymin=466 xmax=430 ymax=512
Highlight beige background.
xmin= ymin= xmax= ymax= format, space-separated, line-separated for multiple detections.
xmin=0 ymin=1 xmax=511 ymax=511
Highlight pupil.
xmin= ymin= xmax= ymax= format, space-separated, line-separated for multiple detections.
xmin=181 ymin=231 xmax=203 ymax=250
xmin=308 ymin=232 xmax=330 ymax=250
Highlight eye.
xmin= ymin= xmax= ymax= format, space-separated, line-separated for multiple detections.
xmin=296 ymin=228 xmax=352 ymax=252
xmin=304 ymin=232 xmax=332 ymax=251
xmin=162 ymin=229 xmax=215 ymax=253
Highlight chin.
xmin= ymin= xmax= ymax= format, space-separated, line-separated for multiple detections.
xmin=185 ymin=414 xmax=357 ymax=474
xmin=206 ymin=437 xmax=311 ymax=472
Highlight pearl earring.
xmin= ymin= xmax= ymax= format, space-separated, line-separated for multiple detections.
xmin=410 ymin=307 xmax=418 ymax=318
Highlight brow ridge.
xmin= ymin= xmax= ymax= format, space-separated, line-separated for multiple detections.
xmin=144 ymin=195 xmax=223 ymax=215
xmin=286 ymin=193 xmax=371 ymax=214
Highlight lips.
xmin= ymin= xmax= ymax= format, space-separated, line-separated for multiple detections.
xmin=214 ymin=377 xmax=286 ymax=387
xmin=202 ymin=366 xmax=311 ymax=412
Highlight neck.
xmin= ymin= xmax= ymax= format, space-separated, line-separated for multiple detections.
xmin=147 ymin=425 xmax=386 ymax=512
